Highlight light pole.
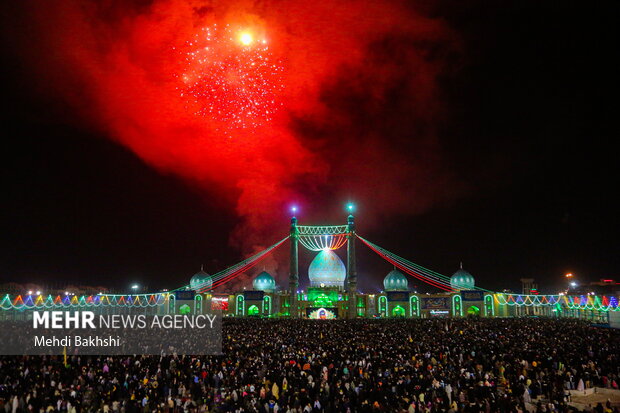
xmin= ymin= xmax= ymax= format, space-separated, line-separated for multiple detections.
xmin=289 ymin=207 xmax=299 ymax=318
xmin=346 ymin=203 xmax=357 ymax=318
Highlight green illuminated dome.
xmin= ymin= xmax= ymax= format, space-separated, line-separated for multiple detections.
xmin=383 ymin=268 xmax=408 ymax=291
xmin=190 ymin=266 xmax=212 ymax=291
xmin=308 ymin=250 xmax=346 ymax=289
xmin=450 ymin=263 xmax=475 ymax=291
xmin=253 ymin=271 xmax=276 ymax=292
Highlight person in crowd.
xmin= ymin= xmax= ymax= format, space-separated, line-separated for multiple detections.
xmin=0 ymin=318 xmax=618 ymax=412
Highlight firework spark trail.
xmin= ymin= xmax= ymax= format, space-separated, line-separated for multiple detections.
xmin=176 ymin=24 xmax=284 ymax=132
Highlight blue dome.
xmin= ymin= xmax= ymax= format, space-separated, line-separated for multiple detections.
xmin=190 ymin=268 xmax=212 ymax=291
xmin=308 ymin=250 xmax=346 ymax=289
xmin=383 ymin=269 xmax=408 ymax=291
xmin=450 ymin=264 xmax=475 ymax=291
xmin=253 ymin=271 xmax=276 ymax=292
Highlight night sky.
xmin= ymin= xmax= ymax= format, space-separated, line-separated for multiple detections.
xmin=1 ymin=0 xmax=618 ymax=293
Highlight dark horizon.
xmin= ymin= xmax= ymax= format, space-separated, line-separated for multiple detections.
xmin=1 ymin=0 xmax=618 ymax=295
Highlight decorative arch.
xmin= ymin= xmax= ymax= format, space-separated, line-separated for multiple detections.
xmin=179 ymin=303 xmax=192 ymax=315
xmin=410 ymin=295 xmax=420 ymax=317
xmin=378 ymin=295 xmax=388 ymax=317
xmin=452 ymin=295 xmax=463 ymax=317
xmin=263 ymin=295 xmax=272 ymax=315
xmin=236 ymin=294 xmax=245 ymax=316
xmin=248 ymin=305 xmax=260 ymax=316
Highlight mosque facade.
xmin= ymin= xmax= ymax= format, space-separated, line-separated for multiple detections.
xmin=219 ymin=257 xmax=494 ymax=319
xmin=0 ymin=215 xmax=616 ymax=323
xmin=182 ymin=215 xmax=497 ymax=319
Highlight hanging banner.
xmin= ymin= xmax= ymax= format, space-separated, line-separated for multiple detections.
xmin=421 ymin=297 xmax=449 ymax=309
xmin=461 ymin=291 xmax=484 ymax=301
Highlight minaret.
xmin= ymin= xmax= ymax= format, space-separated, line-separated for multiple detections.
xmin=347 ymin=214 xmax=357 ymax=318
xmin=289 ymin=216 xmax=299 ymax=317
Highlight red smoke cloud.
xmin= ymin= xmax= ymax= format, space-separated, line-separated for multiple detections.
xmin=9 ymin=0 xmax=459 ymax=257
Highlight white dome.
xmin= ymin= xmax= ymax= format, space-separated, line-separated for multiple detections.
xmin=308 ymin=250 xmax=346 ymax=288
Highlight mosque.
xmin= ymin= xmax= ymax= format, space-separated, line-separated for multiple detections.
xmin=1 ymin=214 xmax=615 ymax=323
xmin=187 ymin=246 xmax=491 ymax=319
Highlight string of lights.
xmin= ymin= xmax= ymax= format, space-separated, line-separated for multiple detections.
xmin=298 ymin=234 xmax=348 ymax=251
xmin=200 ymin=236 xmax=289 ymax=291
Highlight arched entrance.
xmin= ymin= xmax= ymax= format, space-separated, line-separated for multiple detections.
xmin=248 ymin=305 xmax=260 ymax=316
xmin=378 ymin=296 xmax=388 ymax=317
xmin=467 ymin=305 xmax=480 ymax=316
xmin=392 ymin=305 xmax=405 ymax=318
xmin=179 ymin=304 xmax=191 ymax=315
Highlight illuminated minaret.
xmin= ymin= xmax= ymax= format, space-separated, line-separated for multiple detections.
xmin=289 ymin=215 xmax=299 ymax=317
xmin=347 ymin=213 xmax=358 ymax=318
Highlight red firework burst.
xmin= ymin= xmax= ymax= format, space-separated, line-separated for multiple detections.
xmin=177 ymin=24 xmax=284 ymax=132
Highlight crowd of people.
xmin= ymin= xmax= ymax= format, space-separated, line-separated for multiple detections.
xmin=0 ymin=318 xmax=618 ymax=412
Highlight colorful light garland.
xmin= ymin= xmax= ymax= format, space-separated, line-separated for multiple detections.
xmin=185 ymin=236 xmax=289 ymax=292
xmin=296 ymin=225 xmax=349 ymax=235
xmin=0 ymin=293 xmax=170 ymax=311
xmin=358 ymin=236 xmax=493 ymax=292
xmin=358 ymin=236 xmax=455 ymax=291
xmin=495 ymin=293 xmax=619 ymax=312
xmin=2 ymin=228 xmax=618 ymax=317
xmin=298 ymin=234 xmax=348 ymax=251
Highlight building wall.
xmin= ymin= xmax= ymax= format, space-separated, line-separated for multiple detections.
xmin=1 ymin=291 xmax=618 ymax=322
